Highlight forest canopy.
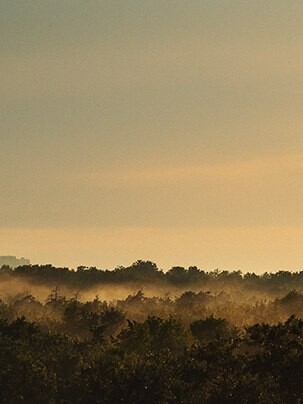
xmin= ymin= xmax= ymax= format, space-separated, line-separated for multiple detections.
xmin=2 ymin=261 xmax=303 ymax=402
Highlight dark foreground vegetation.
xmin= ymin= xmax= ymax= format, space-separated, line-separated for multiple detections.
xmin=2 ymin=261 xmax=303 ymax=403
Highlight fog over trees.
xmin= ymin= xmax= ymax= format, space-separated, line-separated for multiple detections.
xmin=1 ymin=261 xmax=303 ymax=402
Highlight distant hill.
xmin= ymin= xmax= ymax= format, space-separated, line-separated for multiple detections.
xmin=0 ymin=255 xmax=30 ymax=268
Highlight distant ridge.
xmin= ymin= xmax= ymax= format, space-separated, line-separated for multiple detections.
xmin=0 ymin=255 xmax=30 ymax=268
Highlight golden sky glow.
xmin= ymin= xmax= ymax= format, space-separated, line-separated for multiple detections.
xmin=1 ymin=1 xmax=303 ymax=272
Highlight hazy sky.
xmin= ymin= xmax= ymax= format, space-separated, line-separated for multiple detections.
xmin=1 ymin=1 xmax=303 ymax=272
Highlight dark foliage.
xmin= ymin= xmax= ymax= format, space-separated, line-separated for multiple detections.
xmin=1 ymin=262 xmax=303 ymax=402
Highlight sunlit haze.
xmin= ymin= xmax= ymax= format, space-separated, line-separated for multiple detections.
xmin=1 ymin=1 xmax=303 ymax=272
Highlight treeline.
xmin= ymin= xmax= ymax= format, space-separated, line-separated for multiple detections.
xmin=2 ymin=287 xmax=303 ymax=329
xmin=2 ymin=260 xmax=303 ymax=296
xmin=2 ymin=261 xmax=303 ymax=402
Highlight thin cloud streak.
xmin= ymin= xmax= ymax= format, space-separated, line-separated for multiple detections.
xmin=71 ymin=152 xmax=303 ymax=188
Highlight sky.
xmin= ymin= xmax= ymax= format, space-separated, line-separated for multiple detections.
xmin=1 ymin=1 xmax=303 ymax=272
